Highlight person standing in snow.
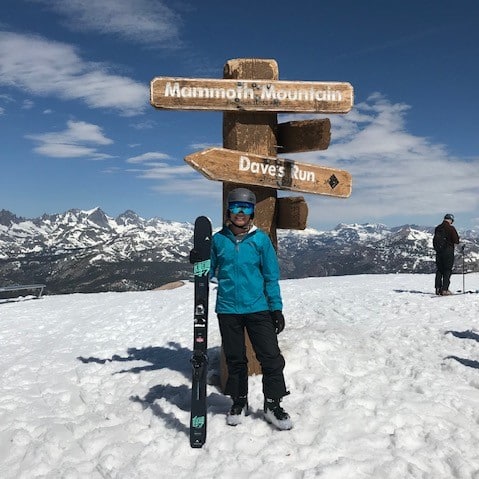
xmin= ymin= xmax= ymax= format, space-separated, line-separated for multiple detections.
xmin=210 ymin=187 xmax=292 ymax=430
xmin=433 ymin=213 xmax=460 ymax=295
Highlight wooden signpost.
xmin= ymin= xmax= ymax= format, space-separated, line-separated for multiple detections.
xmin=151 ymin=58 xmax=354 ymax=389
xmin=185 ymin=147 xmax=352 ymax=198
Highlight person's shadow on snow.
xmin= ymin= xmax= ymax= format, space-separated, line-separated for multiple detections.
xmin=78 ymin=341 xmax=193 ymax=377
xmin=393 ymin=289 xmax=432 ymax=295
xmin=445 ymin=356 xmax=479 ymax=369
xmin=445 ymin=330 xmax=479 ymax=342
xmin=131 ymin=383 xmax=228 ymax=436
xmin=77 ymin=342 xmax=229 ymax=436
xmin=444 ymin=330 xmax=479 ymax=370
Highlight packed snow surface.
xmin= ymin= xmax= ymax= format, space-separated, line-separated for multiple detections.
xmin=1 ymin=273 xmax=479 ymax=478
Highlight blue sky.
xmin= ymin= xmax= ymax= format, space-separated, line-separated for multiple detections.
xmin=1 ymin=0 xmax=478 ymax=231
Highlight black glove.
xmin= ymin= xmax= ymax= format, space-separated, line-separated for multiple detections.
xmin=271 ymin=310 xmax=285 ymax=334
xmin=189 ymin=249 xmax=201 ymax=264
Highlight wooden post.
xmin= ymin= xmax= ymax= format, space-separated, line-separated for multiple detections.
xmin=222 ymin=59 xmax=279 ymax=243
xmin=150 ymin=59 xmax=354 ymax=393
xmin=220 ymin=59 xmax=279 ymax=390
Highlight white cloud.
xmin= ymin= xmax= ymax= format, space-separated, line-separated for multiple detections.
xmin=125 ymin=151 xmax=204 ymax=186
xmin=127 ymin=152 xmax=171 ymax=164
xmin=22 ymin=99 xmax=34 ymax=110
xmin=33 ymin=143 xmax=109 ymax=159
xmin=101 ymin=166 xmax=122 ymax=174
xmin=26 ymin=120 xmax=114 ymax=160
xmin=29 ymin=120 xmax=113 ymax=145
xmin=151 ymin=176 xmax=221 ymax=199
xmin=0 ymin=32 xmax=147 ymax=115
xmin=189 ymin=142 xmax=221 ymax=151
xmin=127 ymin=162 xmax=192 ymax=180
xmin=30 ymin=0 xmax=182 ymax=47
xmin=129 ymin=120 xmax=156 ymax=130
xmin=0 ymin=93 xmax=14 ymax=114
xmin=279 ymin=95 xmax=479 ymax=227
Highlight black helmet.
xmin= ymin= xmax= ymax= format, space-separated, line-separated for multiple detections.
xmin=227 ymin=188 xmax=256 ymax=205
xmin=444 ymin=213 xmax=454 ymax=223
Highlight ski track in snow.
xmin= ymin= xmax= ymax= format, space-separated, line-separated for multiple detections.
xmin=1 ymin=274 xmax=479 ymax=478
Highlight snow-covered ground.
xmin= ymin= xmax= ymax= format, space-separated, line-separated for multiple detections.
xmin=1 ymin=273 xmax=479 ymax=478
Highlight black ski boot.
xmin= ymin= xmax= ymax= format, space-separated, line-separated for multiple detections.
xmin=264 ymin=397 xmax=293 ymax=430
xmin=226 ymin=396 xmax=248 ymax=426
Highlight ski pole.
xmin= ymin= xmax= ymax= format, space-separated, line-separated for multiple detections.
xmin=461 ymin=244 xmax=465 ymax=294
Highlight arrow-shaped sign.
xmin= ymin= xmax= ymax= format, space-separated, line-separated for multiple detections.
xmin=184 ymin=148 xmax=352 ymax=198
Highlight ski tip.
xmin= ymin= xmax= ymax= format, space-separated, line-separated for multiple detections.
xmin=190 ymin=437 xmax=206 ymax=448
xmin=190 ymin=442 xmax=205 ymax=449
xmin=194 ymin=215 xmax=212 ymax=224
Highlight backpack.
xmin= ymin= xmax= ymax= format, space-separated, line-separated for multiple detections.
xmin=433 ymin=224 xmax=448 ymax=252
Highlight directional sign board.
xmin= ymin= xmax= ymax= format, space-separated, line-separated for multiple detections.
xmin=277 ymin=119 xmax=331 ymax=153
xmin=185 ymin=148 xmax=352 ymax=198
xmin=151 ymin=77 xmax=353 ymax=114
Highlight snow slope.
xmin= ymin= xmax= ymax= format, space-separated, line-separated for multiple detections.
xmin=1 ymin=273 xmax=479 ymax=478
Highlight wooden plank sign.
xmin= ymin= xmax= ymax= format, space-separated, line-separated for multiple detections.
xmin=277 ymin=119 xmax=331 ymax=153
xmin=277 ymin=196 xmax=308 ymax=230
xmin=185 ymin=147 xmax=352 ymax=198
xmin=151 ymin=77 xmax=353 ymax=114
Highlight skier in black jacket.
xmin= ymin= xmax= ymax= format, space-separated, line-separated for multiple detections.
xmin=433 ymin=213 xmax=460 ymax=295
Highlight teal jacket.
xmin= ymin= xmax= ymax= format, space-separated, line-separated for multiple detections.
xmin=210 ymin=225 xmax=283 ymax=314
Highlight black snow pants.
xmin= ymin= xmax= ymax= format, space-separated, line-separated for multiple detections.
xmin=217 ymin=311 xmax=288 ymax=400
xmin=435 ymin=247 xmax=455 ymax=292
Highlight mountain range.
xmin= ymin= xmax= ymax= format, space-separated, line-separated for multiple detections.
xmin=1 ymin=207 xmax=478 ymax=295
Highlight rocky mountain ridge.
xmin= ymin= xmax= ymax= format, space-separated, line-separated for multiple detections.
xmin=1 ymin=208 xmax=478 ymax=295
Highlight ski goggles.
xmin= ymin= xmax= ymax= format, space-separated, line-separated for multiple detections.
xmin=228 ymin=201 xmax=254 ymax=215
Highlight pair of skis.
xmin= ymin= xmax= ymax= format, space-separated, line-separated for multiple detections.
xmin=432 ymin=290 xmax=479 ymax=297
xmin=189 ymin=216 xmax=212 ymax=448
